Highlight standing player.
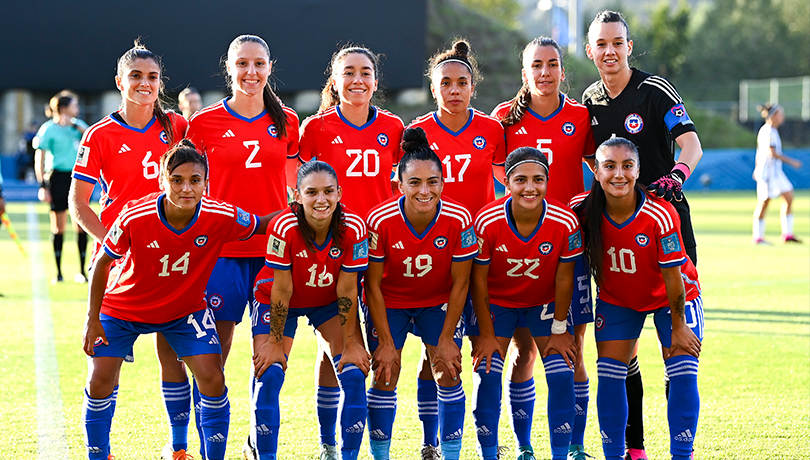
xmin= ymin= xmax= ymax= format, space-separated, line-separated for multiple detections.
xmin=178 ymin=87 xmax=203 ymax=119
xmin=186 ymin=34 xmax=299 ymax=455
xmin=570 ymin=137 xmax=702 ymax=460
xmin=298 ymin=46 xmax=404 ymax=459
xmin=491 ymin=37 xmax=595 ymax=460
xmin=407 ymin=40 xmax=506 ymax=458
xmin=68 ymin=42 xmax=192 ymax=460
xmin=82 ymin=140 xmax=272 ymax=460
xmin=470 ymin=147 xmax=581 ymax=460
xmin=248 ymin=161 xmax=371 ymax=460
xmin=34 ymin=90 xmax=90 ymax=284
xmin=582 ymin=11 xmax=704 ymax=459
xmin=752 ymin=103 xmax=802 ymax=244
xmin=364 ymin=127 xmax=477 ymax=460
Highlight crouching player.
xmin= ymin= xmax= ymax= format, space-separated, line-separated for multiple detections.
xmin=248 ymin=160 xmax=371 ymax=460
xmin=82 ymin=140 xmax=272 ymax=460
xmin=470 ymin=147 xmax=581 ymax=460
xmin=570 ymin=137 xmax=703 ymax=460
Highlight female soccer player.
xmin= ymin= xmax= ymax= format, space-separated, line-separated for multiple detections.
xmin=298 ymin=46 xmax=404 ymax=458
xmin=407 ymin=40 xmax=506 ymax=458
xmin=471 ymin=147 xmax=581 ymax=460
xmin=582 ymin=12 xmax=704 ymax=457
xmin=248 ymin=160 xmax=370 ymax=460
xmin=364 ymin=127 xmax=477 ymax=460
xmin=82 ymin=140 xmax=272 ymax=460
xmin=752 ymin=103 xmax=803 ymax=244
xmin=570 ymin=137 xmax=703 ymax=460
xmin=491 ymin=37 xmax=595 ymax=460
xmin=34 ymin=90 xmax=90 ymax=283
xmin=68 ymin=42 xmax=191 ymax=460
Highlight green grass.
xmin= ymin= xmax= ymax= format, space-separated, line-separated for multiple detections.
xmin=2 ymin=191 xmax=808 ymax=459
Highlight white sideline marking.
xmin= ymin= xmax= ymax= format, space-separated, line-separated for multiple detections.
xmin=28 ymin=204 xmax=69 ymax=460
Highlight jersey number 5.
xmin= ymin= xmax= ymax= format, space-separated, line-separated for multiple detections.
xmin=535 ymin=139 xmax=553 ymax=164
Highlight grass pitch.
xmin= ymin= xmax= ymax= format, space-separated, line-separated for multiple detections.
xmin=1 ymin=191 xmax=808 ymax=459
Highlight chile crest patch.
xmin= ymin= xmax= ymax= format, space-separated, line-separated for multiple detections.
xmin=472 ymin=136 xmax=486 ymax=150
xmin=539 ymin=241 xmax=553 ymax=255
xmin=377 ymin=133 xmax=389 ymax=147
xmin=195 ymin=235 xmax=209 ymax=247
xmin=562 ymin=122 xmax=576 ymax=136
xmin=434 ymin=236 xmax=449 ymax=249
xmin=635 ymin=233 xmax=650 ymax=247
xmin=267 ymin=124 xmax=279 ymax=138
xmin=624 ymin=113 xmax=644 ymax=134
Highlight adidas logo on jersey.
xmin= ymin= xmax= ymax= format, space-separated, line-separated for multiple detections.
xmin=331 ymin=135 xmax=344 ymax=144
xmin=345 ymin=421 xmax=365 ymax=433
xmin=496 ymin=244 xmax=508 ymax=252
xmin=256 ymin=424 xmax=272 ymax=435
xmin=591 ymin=116 xmax=599 ymax=126
xmin=553 ymin=422 xmax=572 ymax=434
xmin=147 ymin=240 xmax=160 ymax=249
xmin=296 ymin=250 xmax=309 ymax=258
xmin=513 ymin=409 xmax=530 ymax=420
xmin=476 ymin=425 xmax=494 ymax=436
xmin=369 ymin=429 xmax=387 ymax=439
xmin=601 ymin=430 xmax=612 ymax=443
xmin=445 ymin=428 xmax=463 ymax=440
xmin=118 ymin=144 xmax=131 ymax=153
xmin=392 ymin=241 xmax=404 ymax=249
xmin=674 ymin=429 xmax=694 ymax=442
xmin=515 ymin=127 xmax=528 ymax=135
xmin=430 ymin=142 xmax=439 ymax=151
xmin=207 ymin=433 xmax=226 ymax=443
xmin=222 ymin=129 xmax=235 ymax=138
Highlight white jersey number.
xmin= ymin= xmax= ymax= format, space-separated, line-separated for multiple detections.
xmin=442 ymin=154 xmax=472 ymax=183
xmin=305 ymin=263 xmax=334 ymax=287
xmin=607 ymin=247 xmax=637 ymax=274
xmin=577 ymin=273 xmax=591 ymax=305
xmin=142 ymin=151 xmax=159 ymax=179
xmin=158 ymin=252 xmax=190 ymax=277
xmin=505 ymin=258 xmax=541 ymax=279
xmin=346 ymin=149 xmax=381 ymax=177
xmin=535 ymin=139 xmax=553 ymax=164
xmin=244 ymin=140 xmax=262 ymax=169
xmin=403 ymin=254 xmax=432 ymax=277
xmin=187 ymin=309 xmax=217 ymax=338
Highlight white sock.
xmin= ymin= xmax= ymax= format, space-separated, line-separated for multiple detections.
xmin=782 ymin=213 xmax=794 ymax=236
xmin=754 ymin=218 xmax=766 ymax=239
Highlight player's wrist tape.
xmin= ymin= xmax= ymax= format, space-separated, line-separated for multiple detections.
xmin=551 ymin=319 xmax=567 ymax=335
xmin=672 ymin=163 xmax=691 ymax=182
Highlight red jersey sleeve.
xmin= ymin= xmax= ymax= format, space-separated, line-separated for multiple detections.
xmin=341 ymin=211 xmax=369 ymax=272
xmin=264 ymin=211 xmax=295 ymax=270
xmin=102 ymin=214 xmax=130 ymax=260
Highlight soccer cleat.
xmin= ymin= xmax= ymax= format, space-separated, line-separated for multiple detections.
xmin=242 ymin=437 xmax=257 ymax=460
xmin=421 ymin=444 xmax=441 ymax=460
xmin=516 ymin=445 xmax=536 ymax=460
xmin=624 ymin=448 xmax=648 ymax=460
xmin=753 ymin=237 xmax=771 ymax=245
xmin=567 ymin=444 xmax=594 ymax=460
xmin=161 ymin=443 xmax=194 ymax=460
xmin=107 ymin=456 xmax=115 ymax=460
xmin=496 ymin=445 xmax=510 ymax=459
xmin=782 ymin=234 xmax=802 ymax=243
xmin=320 ymin=443 xmax=338 ymax=460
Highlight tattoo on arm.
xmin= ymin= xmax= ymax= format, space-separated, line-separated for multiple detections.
xmin=483 ymin=296 xmax=490 ymax=308
xmin=337 ymin=296 xmax=352 ymax=326
xmin=270 ymin=300 xmax=288 ymax=342
xmin=673 ymin=293 xmax=686 ymax=321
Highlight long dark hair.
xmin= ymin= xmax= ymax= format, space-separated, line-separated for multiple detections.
xmin=500 ymin=37 xmax=565 ymax=127
xmin=161 ymin=139 xmax=208 ymax=178
xmin=575 ymin=137 xmax=640 ymax=283
xmin=292 ymin=160 xmax=345 ymax=252
xmin=225 ymin=35 xmax=288 ymax=138
xmin=116 ymin=40 xmax=176 ymax=145
xmin=319 ymin=45 xmax=382 ymax=112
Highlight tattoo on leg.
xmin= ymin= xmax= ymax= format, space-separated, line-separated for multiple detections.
xmin=270 ymin=300 xmax=288 ymax=342
xmin=337 ymin=296 xmax=352 ymax=326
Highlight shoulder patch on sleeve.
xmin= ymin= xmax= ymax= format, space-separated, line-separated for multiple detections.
xmin=353 ymin=239 xmax=369 ymax=260
xmin=236 ymin=207 xmax=251 ymax=227
xmin=368 ymin=231 xmax=379 ymax=251
xmin=661 ymin=233 xmax=681 ymax=255
xmin=76 ymin=146 xmax=90 ymax=167
xmin=108 ymin=221 xmax=122 ymax=245
xmin=461 ymin=227 xmax=476 ymax=249
xmin=569 ymin=230 xmax=582 ymax=251
xmin=267 ymin=235 xmax=286 ymax=257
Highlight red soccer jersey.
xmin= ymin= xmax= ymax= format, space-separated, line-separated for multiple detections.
xmin=72 ymin=112 xmax=188 ymax=230
xmin=569 ymin=190 xmax=700 ymax=312
xmin=101 ymin=193 xmax=259 ymax=323
xmin=492 ymin=94 xmax=595 ymax=204
xmin=299 ymin=106 xmax=404 ymax=217
xmin=366 ymin=196 xmax=477 ymax=309
xmin=475 ymin=196 xmax=583 ymax=308
xmin=187 ymin=99 xmax=299 ymax=258
xmin=253 ymin=206 xmax=369 ymax=308
xmin=408 ymin=109 xmax=506 ymax=215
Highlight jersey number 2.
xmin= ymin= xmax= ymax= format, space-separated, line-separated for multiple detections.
xmin=244 ymin=140 xmax=262 ymax=169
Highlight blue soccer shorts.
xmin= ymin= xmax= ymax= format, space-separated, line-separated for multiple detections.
xmin=250 ymin=299 xmax=338 ymax=338
xmin=205 ymin=256 xmax=265 ymax=323
xmin=594 ymin=295 xmax=705 ymax=347
xmin=491 ymin=302 xmax=574 ymax=338
xmin=365 ymin=304 xmax=458 ymax=351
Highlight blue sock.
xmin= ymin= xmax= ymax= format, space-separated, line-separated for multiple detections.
xmin=199 ymin=388 xmax=230 ymax=460
xmin=161 ymin=379 xmax=191 ymax=452
xmin=333 ymin=354 xmax=367 ymax=458
xmin=572 ymin=380 xmax=589 ymax=446
xmin=438 ymin=381 xmax=465 ymax=460
xmin=543 ymin=355 xmax=575 ymax=460
xmin=253 ymin=363 xmax=284 ymax=458
xmin=473 ymin=353 xmax=503 ymax=460
xmin=597 ymin=358 xmax=628 ymax=460
xmin=367 ymin=388 xmax=396 ymax=460
xmin=83 ymin=389 xmax=114 ymax=460
xmin=317 ymin=385 xmax=340 ymax=446
xmin=417 ymin=378 xmax=439 ymax=447
xmin=509 ymin=378 xmax=535 ymax=448
xmin=666 ymin=355 xmax=700 ymax=460
xmin=192 ymin=378 xmax=204 ymax=457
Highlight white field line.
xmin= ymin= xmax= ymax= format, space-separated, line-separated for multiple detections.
xmin=28 ymin=204 xmax=69 ymax=460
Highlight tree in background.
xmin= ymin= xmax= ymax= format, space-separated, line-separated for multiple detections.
xmin=458 ymin=0 xmax=522 ymax=29
xmin=630 ymin=0 xmax=691 ymax=81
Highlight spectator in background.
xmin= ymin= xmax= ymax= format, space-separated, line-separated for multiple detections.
xmin=34 ymin=90 xmax=89 ymax=283
xmin=178 ymin=87 xmax=202 ymax=119
xmin=752 ymin=103 xmax=803 ymax=244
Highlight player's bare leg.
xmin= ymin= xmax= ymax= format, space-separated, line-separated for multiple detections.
xmin=753 ymin=197 xmax=771 ymax=244
xmin=215 ymin=320 xmax=236 ymax=366
xmin=780 ymin=190 xmax=801 ymax=242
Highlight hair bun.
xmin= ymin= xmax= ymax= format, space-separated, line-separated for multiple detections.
xmin=179 ymin=138 xmax=196 ymax=150
xmin=401 ymin=127 xmax=430 ymax=153
xmin=452 ymin=40 xmax=470 ymax=57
